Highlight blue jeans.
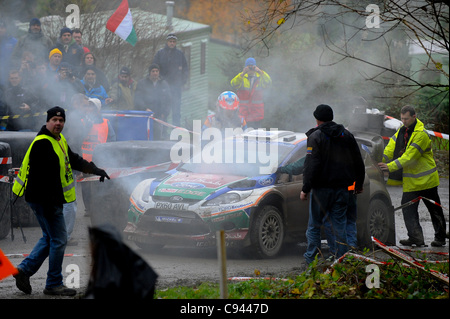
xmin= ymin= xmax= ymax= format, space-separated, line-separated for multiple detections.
xmin=323 ymin=192 xmax=358 ymax=255
xmin=18 ymin=202 xmax=67 ymax=288
xmin=304 ymin=188 xmax=349 ymax=264
xmin=63 ymin=201 xmax=77 ymax=240
xmin=64 ymin=171 xmax=79 ymax=240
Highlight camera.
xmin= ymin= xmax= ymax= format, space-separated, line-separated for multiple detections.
xmin=249 ymin=65 xmax=255 ymax=70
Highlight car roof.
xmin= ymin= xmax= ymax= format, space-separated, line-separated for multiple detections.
xmin=237 ymin=129 xmax=308 ymax=145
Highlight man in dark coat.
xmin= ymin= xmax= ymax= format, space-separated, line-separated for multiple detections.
xmin=12 ymin=18 xmax=53 ymax=66
xmin=152 ymin=33 xmax=189 ymax=126
xmin=53 ymin=27 xmax=84 ymax=67
xmin=134 ymin=63 xmax=171 ymax=140
xmin=4 ymin=70 xmax=39 ymax=131
xmin=300 ymin=104 xmax=365 ymax=263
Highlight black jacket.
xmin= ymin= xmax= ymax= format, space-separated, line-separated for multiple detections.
xmin=302 ymin=121 xmax=365 ymax=193
xmin=25 ymin=125 xmax=99 ymax=205
xmin=134 ymin=77 xmax=171 ymax=119
xmin=53 ymin=40 xmax=84 ymax=68
xmin=4 ymin=84 xmax=39 ymax=131
xmin=152 ymin=45 xmax=189 ymax=88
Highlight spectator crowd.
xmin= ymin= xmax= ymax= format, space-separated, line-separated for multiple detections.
xmin=0 ymin=18 xmax=190 ymax=138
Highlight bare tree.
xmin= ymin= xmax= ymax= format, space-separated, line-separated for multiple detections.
xmin=238 ymin=0 xmax=449 ymax=100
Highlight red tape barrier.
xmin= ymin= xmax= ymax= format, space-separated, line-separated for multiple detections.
xmin=393 ymin=196 xmax=448 ymax=212
xmin=76 ymin=161 xmax=174 ymax=182
xmin=371 ymin=236 xmax=449 ymax=285
xmin=0 ymin=157 xmax=12 ymax=165
xmin=1 ymin=161 xmax=175 ymax=184
xmin=325 ymin=237 xmax=449 ymax=284
xmin=5 ymin=253 xmax=85 ymax=258
xmin=384 ymin=115 xmax=449 ymax=140
xmin=102 ymin=113 xmax=200 ymax=136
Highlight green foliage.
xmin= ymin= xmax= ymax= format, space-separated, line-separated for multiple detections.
xmin=155 ymin=255 xmax=449 ymax=299
xmin=35 ymin=0 xmax=98 ymax=17
xmin=157 ymin=282 xmax=221 ymax=299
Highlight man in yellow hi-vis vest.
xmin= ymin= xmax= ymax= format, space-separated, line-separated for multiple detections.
xmin=378 ymin=105 xmax=446 ymax=247
xmin=12 ymin=106 xmax=110 ymax=296
xmin=230 ymin=57 xmax=271 ymax=129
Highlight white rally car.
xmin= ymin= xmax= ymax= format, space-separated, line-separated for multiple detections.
xmin=124 ymin=130 xmax=395 ymax=258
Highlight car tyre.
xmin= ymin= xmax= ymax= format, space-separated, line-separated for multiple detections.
xmin=359 ymin=198 xmax=395 ymax=247
xmin=250 ymin=205 xmax=284 ymax=259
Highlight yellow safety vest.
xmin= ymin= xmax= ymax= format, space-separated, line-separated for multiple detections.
xmin=12 ymin=134 xmax=76 ymax=202
xmin=230 ymin=71 xmax=272 ymax=122
xmin=382 ymin=118 xmax=439 ymax=192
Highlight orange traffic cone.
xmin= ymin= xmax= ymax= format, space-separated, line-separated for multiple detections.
xmin=0 ymin=249 xmax=18 ymax=281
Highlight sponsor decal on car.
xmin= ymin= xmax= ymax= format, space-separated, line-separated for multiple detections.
xmin=172 ymin=182 xmax=205 ymax=189
xmin=158 ymin=188 xmax=207 ymax=197
xmin=163 ymin=173 xmax=245 ymax=189
xmin=258 ymin=176 xmax=274 ymax=186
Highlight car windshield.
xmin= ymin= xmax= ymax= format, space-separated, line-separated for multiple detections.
xmin=178 ymin=139 xmax=295 ymax=177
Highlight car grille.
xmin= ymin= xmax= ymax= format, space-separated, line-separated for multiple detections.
xmin=139 ymin=209 xmax=210 ymax=236
xmin=152 ymin=195 xmax=202 ymax=204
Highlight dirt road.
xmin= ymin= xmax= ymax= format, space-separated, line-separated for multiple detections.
xmin=0 ymin=179 xmax=448 ymax=299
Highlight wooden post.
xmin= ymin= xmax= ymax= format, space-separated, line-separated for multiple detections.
xmin=217 ymin=230 xmax=228 ymax=299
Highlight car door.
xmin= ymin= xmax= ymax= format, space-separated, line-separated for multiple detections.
xmin=276 ymin=146 xmax=309 ymax=236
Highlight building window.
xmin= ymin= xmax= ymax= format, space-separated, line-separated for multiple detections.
xmin=201 ymin=40 xmax=207 ymax=75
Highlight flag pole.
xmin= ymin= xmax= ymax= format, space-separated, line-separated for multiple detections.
xmin=117 ymin=37 xmax=121 ymax=79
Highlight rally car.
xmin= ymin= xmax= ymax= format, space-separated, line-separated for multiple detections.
xmin=124 ymin=130 xmax=395 ymax=258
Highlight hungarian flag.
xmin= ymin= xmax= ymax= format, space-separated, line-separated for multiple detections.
xmin=106 ymin=0 xmax=137 ymax=46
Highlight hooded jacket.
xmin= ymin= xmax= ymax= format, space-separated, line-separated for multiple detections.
xmin=107 ymin=77 xmax=137 ymax=110
xmin=77 ymin=64 xmax=110 ymax=93
xmin=382 ymin=118 xmax=439 ymax=192
xmin=81 ymin=79 xmax=108 ymax=105
xmin=302 ymin=121 xmax=365 ymax=193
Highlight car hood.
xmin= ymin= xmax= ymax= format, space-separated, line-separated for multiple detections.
xmin=152 ymin=172 xmax=249 ymax=201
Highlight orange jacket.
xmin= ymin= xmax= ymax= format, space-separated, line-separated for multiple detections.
xmin=81 ymin=119 xmax=109 ymax=161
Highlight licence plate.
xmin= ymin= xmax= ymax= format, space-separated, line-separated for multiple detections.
xmin=155 ymin=216 xmax=184 ymax=223
xmin=155 ymin=202 xmax=188 ymax=210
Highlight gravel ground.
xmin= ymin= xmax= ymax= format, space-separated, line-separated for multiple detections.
xmin=0 ymin=179 xmax=448 ymax=300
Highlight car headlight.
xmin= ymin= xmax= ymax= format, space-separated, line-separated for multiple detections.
xmin=203 ymin=190 xmax=253 ymax=206
xmin=141 ymin=183 xmax=151 ymax=202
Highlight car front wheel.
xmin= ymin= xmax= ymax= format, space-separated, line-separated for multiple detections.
xmin=250 ymin=205 xmax=285 ymax=259
xmin=359 ymin=198 xmax=395 ymax=247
